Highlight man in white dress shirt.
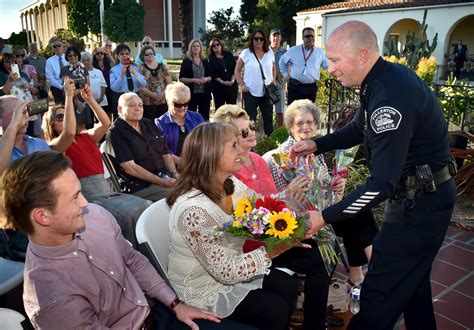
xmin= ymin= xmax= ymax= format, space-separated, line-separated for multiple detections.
xmin=45 ymin=39 xmax=68 ymax=104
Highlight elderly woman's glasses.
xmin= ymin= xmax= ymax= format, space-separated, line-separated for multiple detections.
xmin=173 ymin=102 xmax=189 ymax=108
xmin=240 ymin=121 xmax=256 ymax=138
xmin=54 ymin=113 xmax=65 ymax=122
xmin=294 ymin=120 xmax=315 ymax=128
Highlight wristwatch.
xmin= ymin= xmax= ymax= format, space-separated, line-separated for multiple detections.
xmin=169 ymin=297 xmax=181 ymax=310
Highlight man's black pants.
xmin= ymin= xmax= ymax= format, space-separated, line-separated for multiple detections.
xmin=287 ymin=79 xmax=318 ymax=105
xmin=348 ymin=179 xmax=456 ymax=330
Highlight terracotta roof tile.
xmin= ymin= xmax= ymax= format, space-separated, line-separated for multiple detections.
xmin=300 ymin=0 xmax=468 ymax=14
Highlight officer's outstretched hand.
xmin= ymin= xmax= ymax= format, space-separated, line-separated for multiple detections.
xmin=305 ymin=210 xmax=326 ymax=239
xmin=289 ymin=140 xmax=317 ymax=163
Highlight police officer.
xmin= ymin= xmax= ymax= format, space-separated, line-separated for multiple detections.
xmin=292 ymin=21 xmax=456 ymax=329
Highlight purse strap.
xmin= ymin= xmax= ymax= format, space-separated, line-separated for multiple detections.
xmin=253 ymin=52 xmax=266 ymax=84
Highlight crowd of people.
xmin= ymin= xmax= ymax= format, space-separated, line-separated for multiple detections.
xmin=0 ymin=21 xmax=456 ymax=330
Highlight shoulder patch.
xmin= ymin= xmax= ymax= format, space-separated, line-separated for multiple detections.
xmin=370 ymin=107 xmax=402 ymax=134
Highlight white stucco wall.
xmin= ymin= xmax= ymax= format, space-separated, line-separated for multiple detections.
xmin=295 ymin=3 xmax=474 ymax=65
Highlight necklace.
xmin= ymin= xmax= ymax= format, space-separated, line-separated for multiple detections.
xmin=179 ymin=125 xmax=186 ymax=133
xmin=243 ymin=155 xmax=258 ymax=180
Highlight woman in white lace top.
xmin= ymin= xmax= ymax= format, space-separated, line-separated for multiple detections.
xmin=166 ymin=122 xmax=304 ymax=330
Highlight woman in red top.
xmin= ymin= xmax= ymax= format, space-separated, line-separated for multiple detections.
xmin=42 ymin=83 xmax=151 ymax=246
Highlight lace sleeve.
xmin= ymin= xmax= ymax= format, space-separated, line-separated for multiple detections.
xmin=176 ymin=205 xmax=271 ymax=285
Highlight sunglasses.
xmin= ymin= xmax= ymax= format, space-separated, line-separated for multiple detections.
xmin=96 ymin=52 xmax=105 ymax=55
xmin=173 ymin=101 xmax=189 ymax=108
xmin=303 ymin=35 xmax=315 ymax=39
xmin=212 ymin=43 xmax=220 ymax=48
xmin=143 ymin=42 xmax=152 ymax=45
xmin=16 ymin=54 xmax=26 ymax=58
xmin=68 ymin=54 xmax=78 ymax=58
xmin=54 ymin=113 xmax=65 ymax=122
xmin=4 ymin=59 xmax=16 ymax=63
xmin=253 ymin=37 xmax=264 ymax=42
xmin=144 ymin=52 xmax=155 ymax=56
xmin=105 ymin=44 xmax=112 ymax=47
xmin=52 ymin=44 xmax=62 ymax=48
xmin=240 ymin=121 xmax=256 ymax=138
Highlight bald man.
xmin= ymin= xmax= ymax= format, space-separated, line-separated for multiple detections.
xmin=291 ymin=21 xmax=455 ymax=329
xmin=106 ymin=92 xmax=177 ymax=201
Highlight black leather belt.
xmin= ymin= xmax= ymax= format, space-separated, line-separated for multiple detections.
xmin=289 ymin=78 xmax=317 ymax=87
xmin=395 ymin=164 xmax=453 ymax=199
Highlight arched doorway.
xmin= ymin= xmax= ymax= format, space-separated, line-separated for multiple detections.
xmin=383 ymin=18 xmax=422 ymax=56
xmin=445 ymin=15 xmax=474 ymax=80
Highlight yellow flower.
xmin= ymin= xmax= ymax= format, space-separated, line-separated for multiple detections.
xmin=234 ymin=198 xmax=253 ymax=218
xmin=266 ymin=211 xmax=298 ymax=239
xmin=232 ymin=220 xmax=242 ymax=228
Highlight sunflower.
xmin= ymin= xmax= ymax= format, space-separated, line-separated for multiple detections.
xmin=234 ymin=197 xmax=253 ymax=218
xmin=266 ymin=211 xmax=298 ymax=239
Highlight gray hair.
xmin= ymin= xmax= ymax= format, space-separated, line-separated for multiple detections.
xmin=165 ymin=82 xmax=191 ymax=105
xmin=284 ymin=99 xmax=321 ymax=129
xmin=81 ymin=51 xmax=93 ymax=61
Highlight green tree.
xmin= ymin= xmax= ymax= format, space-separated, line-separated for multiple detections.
xmin=200 ymin=7 xmax=245 ymax=53
xmin=6 ymin=31 xmax=28 ymax=48
xmin=103 ymin=0 xmax=145 ymax=43
xmin=240 ymin=0 xmax=257 ymax=30
xmin=39 ymin=28 xmax=85 ymax=58
xmin=66 ymin=0 xmax=101 ymax=38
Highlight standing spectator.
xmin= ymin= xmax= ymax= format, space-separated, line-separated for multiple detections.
xmin=179 ymin=39 xmax=212 ymax=121
xmin=110 ymin=44 xmax=145 ymax=111
xmin=139 ymin=45 xmax=172 ymax=120
xmin=269 ymin=29 xmax=287 ymax=127
xmin=81 ymin=51 xmax=108 ymax=112
xmin=45 ymin=38 xmax=68 ymax=104
xmin=279 ymin=27 xmax=328 ymax=105
xmin=136 ymin=36 xmax=166 ymax=65
xmin=453 ymin=39 xmax=468 ymax=79
xmin=235 ymin=29 xmax=275 ymax=136
xmin=0 ymin=53 xmax=38 ymax=101
xmin=60 ymin=47 xmax=90 ymax=86
xmin=25 ymin=42 xmax=47 ymax=98
xmin=93 ymin=47 xmax=114 ymax=117
xmin=156 ymin=82 xmax=204 ymax=156
xmin=208 ymin=38 xmax=238 ymax=109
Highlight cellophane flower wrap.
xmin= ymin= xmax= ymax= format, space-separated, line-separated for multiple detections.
xmin=221 ymin=195 xmax=307 ymax=252
xmin=333 ymin=146 xmax=359 ymax=180
xmin=272 ymin=151 xmax=344 ymax=272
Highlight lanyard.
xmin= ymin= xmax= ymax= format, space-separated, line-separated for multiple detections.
xmin=301 ymin=45 xmax=314 ymax=68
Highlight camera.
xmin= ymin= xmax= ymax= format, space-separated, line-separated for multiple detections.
xmin=123 ymin=58 xmax=131 ymax=67
xmin=27 ymin=98 xmax=49 ymax=116
xmin=73 ymin=78 xmax=86 ymax=89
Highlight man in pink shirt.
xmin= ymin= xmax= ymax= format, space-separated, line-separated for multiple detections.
xmin=0 ymin=151 xmax=228 ymax=329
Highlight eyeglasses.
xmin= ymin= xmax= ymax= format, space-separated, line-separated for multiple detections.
xmin=240 ymin=121 xmax=256 ymax=138
xmin=68 ymin=54 xmax=78 ymax=58
xmin=105 ymin=44 xmax=112 ymax=48
xmin=54 ymin=113 xmax=65 ymax=122
xmin=144 ymin=52 xmax=155 ymax=56
xmin=143 ymin=42 xmax=152 ymax=45
xmin=119 ymin=52 xmax=129 ymax=56
xmin=16 ymin=54 xmax=26 ymax=58
xmin=212 ymin=43 xmax=220 ymax=48
xmin=52 ymin=44 xmax=62 ymax=48
xmin=253 ymin=37 xmax=264 ymax=42
xmin=303 ymin=35 xmax=315 ymax=39
xmin=96 ymin=52 xmax=105 ymax=55
xmin=173 ymin=101 xmax=189 ymax=109
xmin=294 ymin=120 xmax=315 ymax=128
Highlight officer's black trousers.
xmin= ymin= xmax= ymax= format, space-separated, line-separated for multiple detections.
xmin=348 ymin=179 xmax=456 ymax=330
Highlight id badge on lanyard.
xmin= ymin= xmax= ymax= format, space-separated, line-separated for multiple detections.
xmin=302 ymin=45 xmax=314 ymax=76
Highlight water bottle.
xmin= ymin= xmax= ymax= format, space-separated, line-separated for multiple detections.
xmin=350 ymin=286 xmax=361 ymax=314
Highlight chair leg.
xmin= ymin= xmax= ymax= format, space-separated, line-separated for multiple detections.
xmin=334 ymin=241 xmax=350 ymax=273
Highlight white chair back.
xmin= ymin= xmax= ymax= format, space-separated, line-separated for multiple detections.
xmin=0 ymin=257 xmax=24 ymax=295
xmin=262 ymin=148 xmax=279 ymax=169
xmin=135 ymin=199 xmax=171 ymax=279
xmin=0 ymin=308 xmax=25 ymax=330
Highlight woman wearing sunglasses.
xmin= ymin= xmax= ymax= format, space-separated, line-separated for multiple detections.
xmin=138 ymin=45 xmax=172 ymax=120
xmin=12 ymin=45 xmax=38 ymax=88
xmin=156 ymin=82 xmax=204 ymax=156
xmin=208 ymin=38 xmax=238 ymax=109
xmin=235 ymin=29 xmax=276 ymax=137
xmin=0 ymin=53 xmax=38 ymax=101
xmin=93 ymin=47 xmax=115 ymax=118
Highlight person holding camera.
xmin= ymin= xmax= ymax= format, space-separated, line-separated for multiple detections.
xmin=0 ymin=53 xmax=38 ymax=101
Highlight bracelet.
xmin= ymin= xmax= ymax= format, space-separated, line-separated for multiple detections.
xmin=169 ymin=297 xmax=181 ymax=310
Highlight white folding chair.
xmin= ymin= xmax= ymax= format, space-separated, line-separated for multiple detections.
xmin=0 ymin=257 xmax=24 ymax=296
xmin=0 ymin=308 xmax=25 ymax=330
xmin=135 ymin=199 xmax=173 ymax=289
xmin=261 ymin=148 xmax=279 ymax=169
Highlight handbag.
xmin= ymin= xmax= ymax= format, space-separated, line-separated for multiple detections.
xmin=254 ymin=53 xmax=281 ymax=105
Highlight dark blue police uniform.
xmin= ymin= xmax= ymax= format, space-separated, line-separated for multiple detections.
xmin=314 ymin=57 xmax=456 ymax=329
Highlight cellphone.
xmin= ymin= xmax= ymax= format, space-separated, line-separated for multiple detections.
xmin=123 ymin=58 xmax=131 ymax=67
xmin=11 ymin=64 xmax=20 ymax=77
xmin=27 ymin=98 xmax=49 ymax=116
xmin=73 ymin=78 xmax=86 ymax=89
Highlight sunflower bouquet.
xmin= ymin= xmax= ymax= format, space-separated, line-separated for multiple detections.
xmin=222 ymin=195 xmax=307 ymax=252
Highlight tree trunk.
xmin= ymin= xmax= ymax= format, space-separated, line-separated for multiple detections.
xmin=179 ymin=0 xmax=193 ymax=56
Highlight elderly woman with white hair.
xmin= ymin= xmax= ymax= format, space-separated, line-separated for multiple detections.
xmin=179 ymin=39 xmax=212 ymax=120
xmin=81 ymin=51 xmax=108 ymax=110
xmin=155 ymin=81 xmax=204 ymax=156
xmin=269 ymin=99 xmax=378 ymax=287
